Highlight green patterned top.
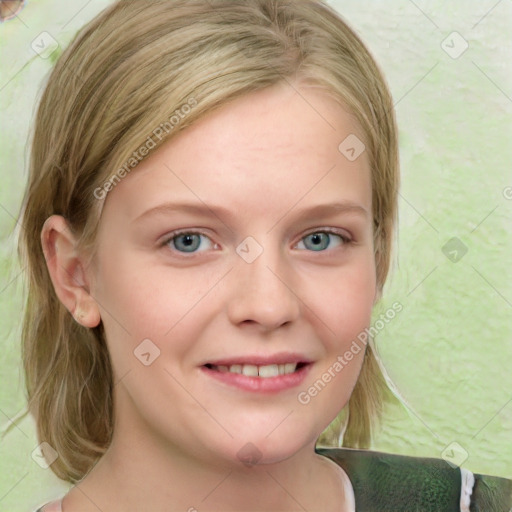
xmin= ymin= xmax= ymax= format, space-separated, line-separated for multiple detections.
xmin=316 ymin=447 xmax=512 ymax=511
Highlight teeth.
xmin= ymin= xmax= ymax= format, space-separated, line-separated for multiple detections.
xmin=284 ymin=363 xmax=297 ymax=374
xmin=258 ymin=364 xmax=279 ymax=378
xmin=241 ymin=364 xmax=258 ymax=377
xmin=213 ymin=363 xmax=299 ymax=377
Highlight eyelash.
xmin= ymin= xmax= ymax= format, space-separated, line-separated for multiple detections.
xmin=160 ymin=228 xmax=353 ymax=256
xmin=297 ymin=228 xmax=353 ymax=248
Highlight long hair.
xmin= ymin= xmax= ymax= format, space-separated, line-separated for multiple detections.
xmin=18 ymin=0 xmax=399 ymax=482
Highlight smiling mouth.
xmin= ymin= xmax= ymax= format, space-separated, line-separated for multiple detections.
xmin=204 ymin=362 xmax=309 ymax=378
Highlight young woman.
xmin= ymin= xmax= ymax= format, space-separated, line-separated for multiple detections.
xmin=19 ymin=0 xmax=511 ymax=510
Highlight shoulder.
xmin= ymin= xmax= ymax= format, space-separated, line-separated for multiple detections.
xmin=316 ymin=446 xmax=512 ymax=512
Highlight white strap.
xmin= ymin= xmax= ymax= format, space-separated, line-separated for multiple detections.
xmin=39 ymin=499 xmax=63 ymax=512
xmin=460 ymin=468 xmax=475 ymax=512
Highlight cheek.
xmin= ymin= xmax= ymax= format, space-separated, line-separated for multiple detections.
xmin=92 ymin=252 xmax=236 ymax=388
xmin=296 ymin=256 xmax=375 ymax=413
xmin=307 ymin=256 xmax=377 ymax=350
xmin=94 ymin=250 xmax=205 ymax=335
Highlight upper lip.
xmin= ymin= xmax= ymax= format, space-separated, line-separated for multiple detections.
xmin=203 ymin=353 xmax=314 ymax=366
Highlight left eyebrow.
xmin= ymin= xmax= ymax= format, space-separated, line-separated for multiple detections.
xmin=266 ymin=201 xmax=370 ymax=233
xmin=290 ymin=202 xmax=369 ymax=220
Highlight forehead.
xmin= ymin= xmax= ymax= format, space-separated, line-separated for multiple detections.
xmin=101 ymin=82 xmax=372 ymax=224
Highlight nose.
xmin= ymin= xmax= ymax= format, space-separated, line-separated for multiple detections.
xmin=226 ymin=241 xmax=301 ymax=332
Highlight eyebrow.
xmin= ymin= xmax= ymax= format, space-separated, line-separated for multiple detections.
xmin=133 ymin=200 xmax=369 ymax=223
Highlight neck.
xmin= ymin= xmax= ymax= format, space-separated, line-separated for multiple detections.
xmin=63 ymin=415 xmax=350 ymax=511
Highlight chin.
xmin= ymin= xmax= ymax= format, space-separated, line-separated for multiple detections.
xmin=221 ymin=424 xmax=320 ymax=468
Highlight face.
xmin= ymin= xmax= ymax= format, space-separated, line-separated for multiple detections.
xmin=88 ymin=81 xmax=376 ymax=467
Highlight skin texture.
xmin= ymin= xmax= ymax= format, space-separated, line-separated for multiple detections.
xmin=42 ymin=81 xmax=376 ymax=511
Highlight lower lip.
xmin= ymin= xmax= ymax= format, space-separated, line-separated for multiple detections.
xmin=200 ymin=364 xmax=312 ymax=393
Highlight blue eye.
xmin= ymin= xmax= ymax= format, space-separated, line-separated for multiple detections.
xmin=296 ymin=231 xmax=349 ymax=251
xmin=163 ymin=229 xmax=350 ymax=255
xmin=167 ymin=232 xmax=214 ymax=253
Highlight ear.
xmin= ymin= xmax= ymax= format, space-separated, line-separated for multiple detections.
xmin=41 ymin=215 xmax=101 ymax=328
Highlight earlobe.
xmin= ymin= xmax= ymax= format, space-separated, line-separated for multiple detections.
xmin=41 ymin=215 xmax=101 ymax=328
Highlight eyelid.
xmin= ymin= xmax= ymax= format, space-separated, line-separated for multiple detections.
xmin=160 ymin=228 xmax=218 ymax=252
xmin=294 ymin=227 xmax=353 ymax=246
xmin=161 ymin=228 xmax=211 ymax=241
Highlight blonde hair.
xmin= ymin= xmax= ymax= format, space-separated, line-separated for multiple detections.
xmin=18 ymin=0 xmax=399 ymax=483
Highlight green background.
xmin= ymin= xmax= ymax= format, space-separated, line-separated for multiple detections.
xmin=1 ymin=1 xmax=511 ymax=510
